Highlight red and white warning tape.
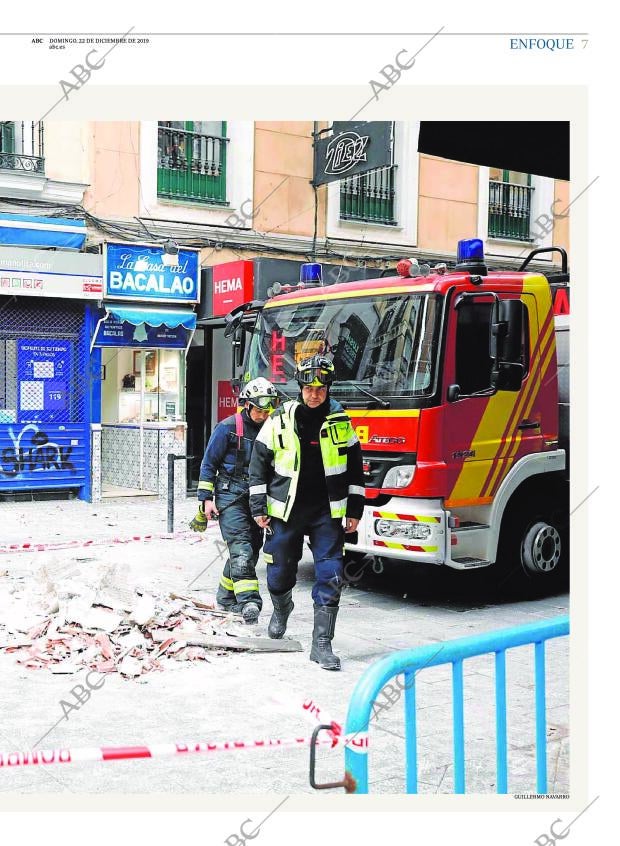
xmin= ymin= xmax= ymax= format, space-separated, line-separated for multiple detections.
xmin=0 ymin=528 xmax=214 ymax=556
xmin=0 ymin=732 xmax=370 ymax=770
xmin=0 ymin=695 xmax=369 ymax=769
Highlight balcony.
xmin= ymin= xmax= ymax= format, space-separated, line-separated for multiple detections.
xmin=488 ymin=180 xmax=534 ymax=241
xmin=157 ymin=124 xmax=228 ymax=204
xmin=0 ymin=122 xmax=45 ymax=174
xmin=340 ymin=164 xmax=397 ymax=225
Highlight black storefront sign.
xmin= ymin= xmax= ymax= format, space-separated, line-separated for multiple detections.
xmin=313 ymin=122 xmax=392 ymax=187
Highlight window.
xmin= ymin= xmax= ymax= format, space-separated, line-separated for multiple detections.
xmin=455 ymin=299 xmax=529 ymax=394
xmin=0 ymin=121 xmax=45 ymax=174
xmin=488 ymin=168 xmax=534 ymax=241
xmin=157 ymin=121 xmax=228 ymax=204
xmin=339 ymin=123 xmax=396 ymax=225
xmin=101 ymin=348 xmax=185 ymax=424
xmin=247 ymin=293 xmax=441 ymax=400
xmin=455 ymin=301 xmax=494 ymax=395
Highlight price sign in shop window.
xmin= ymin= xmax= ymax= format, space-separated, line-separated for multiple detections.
xmin=17 ymin=339 xmax=71 ymax=423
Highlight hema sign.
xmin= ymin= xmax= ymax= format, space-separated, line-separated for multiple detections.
xmin=104 ymin=242 xmax=200 ymax=304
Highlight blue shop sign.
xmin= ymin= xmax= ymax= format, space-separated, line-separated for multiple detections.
xmin=16 ymin=339 xmax=72 ymax=424
xmin=92 ymin=307 xmax=196 ymax=349
xmin=104 ymin=242 xmax=200 ymax=304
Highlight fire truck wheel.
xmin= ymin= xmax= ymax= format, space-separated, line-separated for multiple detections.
xmin=497 ymin=491 xmax=569 ymax=598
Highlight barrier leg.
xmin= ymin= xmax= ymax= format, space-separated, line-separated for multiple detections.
xmin=495 ymin=649 xmax=508 ymax=794
xmin=452 ymin=659 xmax=465 ymax=793
xmin=535 ymin=640 xmax=548 ymax=793
xmin=403 ymin=671 xmax=417 ymax=794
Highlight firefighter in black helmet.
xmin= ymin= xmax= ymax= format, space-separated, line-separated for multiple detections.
xmin=249 ymin=355 xmax=365 ymax=669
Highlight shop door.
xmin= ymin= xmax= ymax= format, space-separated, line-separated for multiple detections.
xmin=100 ymin=346 xmax=186 ymax=496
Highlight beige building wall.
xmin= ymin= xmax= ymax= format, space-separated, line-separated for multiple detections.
xmin=252 ymin=122 xmax=325 ymax=238
xmin=83 ymin=122 xmax=141 ymax=218
xmin=43 ymin=121 xmax=90 ymax=185
xmin=417 ymin=155 xmax=479 ymax=252
xmin=552 ymin=180 xmax=570 ymax=256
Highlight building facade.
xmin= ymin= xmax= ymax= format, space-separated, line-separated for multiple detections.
xmin=0 ymin=119 xmax=570 ymax=502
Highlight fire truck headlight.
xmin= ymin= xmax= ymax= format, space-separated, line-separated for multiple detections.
xmin=374 ymin=519 xmax=432 ymax=541
xmin=383 ymin=465 xmax=415 ymax=489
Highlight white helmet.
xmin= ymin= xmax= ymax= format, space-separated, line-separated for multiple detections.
xmin=239 ymin=377 xmax=279 ymax=410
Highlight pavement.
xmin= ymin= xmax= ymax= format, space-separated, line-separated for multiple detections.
xmin=0 ymin=496 xmax=569 ymax=800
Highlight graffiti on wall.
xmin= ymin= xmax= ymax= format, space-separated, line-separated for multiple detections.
xmin=0 ymin=424 xmax=76 ymax=479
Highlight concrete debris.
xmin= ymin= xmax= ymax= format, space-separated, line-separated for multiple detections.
xmin=0 ymin=559 xmax=278 ymax=679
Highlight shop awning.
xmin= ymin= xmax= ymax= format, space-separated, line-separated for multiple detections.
xmin=0 ymin=213 xmax=87 ymax=250
xmin=104 ymin=306 xmax=197 ymax=330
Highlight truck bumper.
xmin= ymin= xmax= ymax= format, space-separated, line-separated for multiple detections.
xmin=345 ymin=498 xmax=447 ymax=565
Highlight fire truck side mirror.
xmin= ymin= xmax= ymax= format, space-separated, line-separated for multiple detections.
xmin=233 ymin=327 xmax=246 ymax=368
xmin=447 ymin=384 xmax=461 ymax=403
xmin=491 ymin=362 xmax=524 ymax=392
xmin=490 ymin=300 xmax=523 ymax=363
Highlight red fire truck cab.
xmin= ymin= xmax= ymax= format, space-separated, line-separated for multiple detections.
xmin=228 ymin=240 xmax=570 ymax=592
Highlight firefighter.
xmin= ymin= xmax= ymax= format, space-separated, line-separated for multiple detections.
xmin=190 ymin=377 xmax=280 ymax=624
xmin=249 ymin=355 xmax=365 ymax=669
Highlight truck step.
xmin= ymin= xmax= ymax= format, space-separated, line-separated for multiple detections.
xmin=451 ymin=556 xmax=492 ymax=569
xmin=454 ymin=521 xmax=490 ymax=530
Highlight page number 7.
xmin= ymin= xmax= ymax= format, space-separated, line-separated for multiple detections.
xmin=581 ymin=39 xmax=589 ymax=48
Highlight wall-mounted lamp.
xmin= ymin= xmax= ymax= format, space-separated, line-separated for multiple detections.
xmin=162 ymin=239 xmax=180 ymax=267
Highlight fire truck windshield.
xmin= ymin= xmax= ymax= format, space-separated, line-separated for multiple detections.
xmin=246 ymin=293 xmax=442 ymax=401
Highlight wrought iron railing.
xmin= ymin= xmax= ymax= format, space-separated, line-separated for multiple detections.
xmin=340 ymin=164 xmax=397 ymax=225
xmin=157 ymin=125 xmax=228 ymax=204
xmin=0 ymin=122 xmax=45 ymax=174
xmin=488 ymin=180 xmax=534 ymax=241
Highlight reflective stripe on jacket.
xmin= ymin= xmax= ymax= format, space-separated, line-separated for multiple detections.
xmin=248 ymin=398 xmax=365 ymax=522
xmin=197 ymin=410 xmax=258 ymax=502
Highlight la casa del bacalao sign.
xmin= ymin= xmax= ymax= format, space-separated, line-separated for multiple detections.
xmin=104 ymin=242 xmax=200 ymax=304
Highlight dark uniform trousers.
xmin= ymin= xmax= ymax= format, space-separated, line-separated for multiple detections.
xmin=263 ymin=501 xmax=344 ymax=607
xmin=215 ymin=476 xmax=263 ymax=611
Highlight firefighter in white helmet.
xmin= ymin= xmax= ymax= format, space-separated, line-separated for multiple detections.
xmin=190 ymin=377 xmax=280 ymax=623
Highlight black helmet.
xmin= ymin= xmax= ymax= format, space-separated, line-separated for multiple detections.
xmin=295 ymin=355 xmax=335 ymax=387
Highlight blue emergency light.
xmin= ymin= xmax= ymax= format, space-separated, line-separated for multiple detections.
xmin=455 ymin=238 xmax=487 ymax=277
xmin=300 ymin=262 xmax=322 ymax=284
xmin=457 ymin=238 xmax=485 ymax=263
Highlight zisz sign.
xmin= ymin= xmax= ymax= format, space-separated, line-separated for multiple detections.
xmin=313 ymin=122 xmax=393 ymax=187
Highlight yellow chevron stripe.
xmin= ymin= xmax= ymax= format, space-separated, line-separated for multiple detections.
xmin=483 ymin=309 xmax=555 ymax=496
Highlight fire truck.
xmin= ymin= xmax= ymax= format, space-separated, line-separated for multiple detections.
xmin=226 ymin=239 xmax=570 ymax=593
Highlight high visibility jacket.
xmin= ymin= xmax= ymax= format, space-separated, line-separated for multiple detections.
xmin=248 ymin=398 xmax=365 ymax=522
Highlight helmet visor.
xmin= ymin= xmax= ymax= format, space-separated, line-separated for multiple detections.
xmin=297 ymin=366 xmax=333 ymax=386
xmin=248 ymin=395 xmax=280 ymax=411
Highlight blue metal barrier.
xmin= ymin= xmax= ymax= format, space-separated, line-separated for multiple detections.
xmin=343 ymin=615 xmax=569 ymax=794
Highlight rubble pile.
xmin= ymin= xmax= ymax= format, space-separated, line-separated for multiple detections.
xmin=0 ymin=558 xmax=257 ymax=678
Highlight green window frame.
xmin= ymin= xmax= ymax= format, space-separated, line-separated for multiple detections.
xmin=0 ymin=121 xmax=45 ymax=174
xmin=157 ymin=121 xmax=228 ymax=204
xmin=339 ymin=123 xmax=397 ymax=226
xmin=1 ymin=122 xmax=15 ymax=153
xmin=488 ymin=169 xmax=534 ymax=241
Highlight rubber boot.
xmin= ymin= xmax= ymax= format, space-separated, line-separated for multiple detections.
xmin=268 ymin=590 xmax=294 ymax=639
xmin=241 ymin=602 xmax=260 ymax=625
xmin=310 ymin=604 xmax=341 ymax=671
